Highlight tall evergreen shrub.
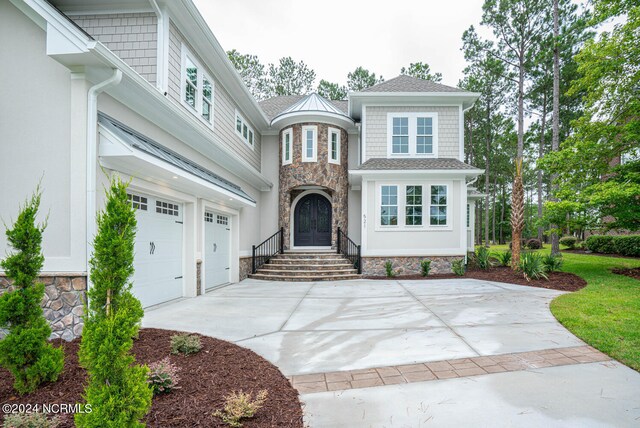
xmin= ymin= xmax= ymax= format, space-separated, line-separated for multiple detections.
xmin=76 ymin=177 xmax=152 ymax=428
xmin=0 ymin=189 xmax=64 ymax=394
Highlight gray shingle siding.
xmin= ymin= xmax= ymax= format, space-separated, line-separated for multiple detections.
xmin=364 ymin=106 xmax=460 ymax=160
xmin=68 ymin=13 xmax=157 ymax=85
xmin=167 ymin=21 xmax=261 ymax=171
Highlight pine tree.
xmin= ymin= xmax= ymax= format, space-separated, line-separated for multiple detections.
xmin=76 ymin=177 xmax=152 ymax=428
xmin=0 ymin=188 xmax=64 ymax=394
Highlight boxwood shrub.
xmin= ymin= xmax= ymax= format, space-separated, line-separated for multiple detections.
xmin=586 ymin=235 xmax=640 ymax=257
xmin=559 ymin=236 xmax=578 ymax=249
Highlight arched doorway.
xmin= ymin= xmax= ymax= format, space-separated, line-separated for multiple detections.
xmin=294 ymin=193 xmax=332 ymax=246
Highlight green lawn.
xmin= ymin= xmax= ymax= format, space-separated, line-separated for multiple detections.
xmin=482 ymin=244 xmax=640 ymax=370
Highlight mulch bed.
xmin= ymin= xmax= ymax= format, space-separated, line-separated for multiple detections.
xmin=0 ymin=328 xmax=303 ymax=428
xmin=612 ymin=267 xmax=640 ymax=281
xmin=365 ymin=266 xmax=586 ymax=292
xmin=562 ymin=249 xmax=640 ymax=260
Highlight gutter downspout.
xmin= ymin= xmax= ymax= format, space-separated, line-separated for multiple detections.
xmin=86 ymin=69 xmax=123 ymax=288
xmin=149 ymin=0 xmax=167 ymax=93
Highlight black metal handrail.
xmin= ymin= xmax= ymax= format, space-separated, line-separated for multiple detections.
xmin=337 ymin=227 xmax=361 ymax=274
xmin=252 ymin=228 xmax=284 ymax=274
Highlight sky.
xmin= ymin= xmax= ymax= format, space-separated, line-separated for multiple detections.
xmin=192 ymin=0 xmax=489 ymax=89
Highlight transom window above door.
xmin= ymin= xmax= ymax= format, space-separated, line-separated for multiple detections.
xmin=387 ymin=112 xmax=438 ymax=157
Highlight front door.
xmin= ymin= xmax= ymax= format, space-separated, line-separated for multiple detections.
xmin=294 ymin=194 xmax=332 ymax=246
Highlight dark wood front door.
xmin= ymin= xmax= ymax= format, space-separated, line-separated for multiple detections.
xmin=294 ymin=194 xmax=332 ymax=246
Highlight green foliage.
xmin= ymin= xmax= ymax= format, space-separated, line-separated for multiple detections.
xmin=474 ymin=246 xmax=492 ymax=269
xmin=494 ymin=250 xmax=512 ymax=267
xmin=420 ymin=259 xmax=432 ymax=277
xmin=400 ymin=62 xmax=442 ymax=82
xmin=148 ymin=357 xmax=180 ymax=395
xmin=213 ymin=390 xmax=268 ymax=428
xmin=384 ymin=261 xmax=395 ymax=278
xmin=451 ymin=259 xmax=466 ymax=276
xmin=3 ymin=412 xmax=60 ymax=428
xmin=266 ymin=57 xmax=316 ymax=97
xmin=226 ymin=49 xmax=268 ymax=101
xmin=537 ymin=200 xmax=591 ymax=237
xmin=543 ymin=254 xmax=564 ymax=272
xmin=76 ymin=177 xmax=152 ymax=428
xmin=526 ymin=239 xmax=542 ymax=250
xmin=170 ymin=333 xmax=203 ymax=355
xmin=346 ymin=66 xmax=383 ymax=91
xmin=316 ymin=79 xmax=347 ymax=100
xmin=0 ymin=188 xmax=64 ymax=394
xmin=586 ymin=235 xmax=640 ymax=257
xmin=559 ymin=236 xmax=578 ymax=249
xmin=518 ymin=252 xmax=548 ymax=281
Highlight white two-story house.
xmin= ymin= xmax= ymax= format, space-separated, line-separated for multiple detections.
xmin=0 ymin=0 xmax=481 ymax=339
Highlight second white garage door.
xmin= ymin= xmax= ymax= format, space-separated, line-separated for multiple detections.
xmin=129 ymin=192 xmax=183 ymax=308
xmin=204 ymin=211 xmax=231 ymax=290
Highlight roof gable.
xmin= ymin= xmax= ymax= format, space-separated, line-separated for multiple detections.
xmin=361 ymin=75 xmax=464 ymax=93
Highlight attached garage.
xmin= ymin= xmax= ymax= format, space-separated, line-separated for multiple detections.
xmin=204 ymin=211 xmax=231 ymax=289
xmin=129 ymin=192 xmax=183 ymax=308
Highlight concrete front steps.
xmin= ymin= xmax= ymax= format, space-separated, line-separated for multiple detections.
xmin=249 ymin=251 xmax=361 ymax=281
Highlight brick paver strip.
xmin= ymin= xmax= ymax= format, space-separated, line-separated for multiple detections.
xmin=291 ymin=346 xmax=610 ymax=394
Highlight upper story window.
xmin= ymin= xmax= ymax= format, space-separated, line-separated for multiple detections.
xmin=387 ymin=112 xmax=438 ymax=158
xmin=235 ymin=111 xmax=255 ymax=149
xmin=181 ymin=46 xmax=214 ymax=125
xmin=328 ymin=127 xmax=341 ymax=165
xmin=282 ymin=128 xmax=292 ymax=165
xmin=302 ymin=125 xmax=317 ymax=162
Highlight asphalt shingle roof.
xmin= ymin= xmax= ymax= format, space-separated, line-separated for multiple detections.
xmin=354 ymin=158 xmax=479 ymax=171
xmin=259 ymin=95 xmax=348 ymax=121
xmin=360 ymin=75 xmax=465 ymax=93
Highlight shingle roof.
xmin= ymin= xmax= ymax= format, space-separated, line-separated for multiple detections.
xmin=259 ymin=95 xmax=348 ymax=121
xmin=354 ymin=158 xmax=480 ymax=171
xmin=360 ymin=75 xmax=464 ymax=93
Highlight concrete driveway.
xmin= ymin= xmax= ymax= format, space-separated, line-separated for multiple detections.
xmin=143 ymin=278 xmax=640 ymax=427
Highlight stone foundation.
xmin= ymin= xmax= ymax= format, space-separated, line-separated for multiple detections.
xmin=361 ymin=256 xmax=464 ymax=276
xmin=239 ymin=257 xmax=252 ymax=281
xmin=0 ymin=274 xmax=86 ymax=341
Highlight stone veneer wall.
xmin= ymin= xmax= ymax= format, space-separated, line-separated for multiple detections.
xmin=239 ymin=257 xmax=252 ymax=281
xmin=0 ymin=274 xmax=86 ymax=341
xmin=362 ymin=256 xmax=464 ymax=276
xmin=279 ymin=123 xmax=349 ymax=249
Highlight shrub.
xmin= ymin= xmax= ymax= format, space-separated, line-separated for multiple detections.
xmin=474 ymin=246 xmax=492 ymax=270
xmin=420 ymin=259 xmax=431 ymax=277
xmin=171 ymin=333 xmax=203 ymax=355
xmin=519 ymin=252 xmax=548 ymax=281
xmin=148 ymin=357 xmax=180 ymax=395
xmin=508 ymin=240 xmax=526 ymax=250
xmin=0 ymin=188 xmax=64 ymax=394
xmin=526 ymin=239 xmax=542 ymax=250
xmin=384 ymin=260 xmax=395 ymax=277
xmin=586 ymin=235 xmax=616 ymax=254
xmin=494 ymin=250 xmax=512 ymax=267
xmin=613 ymin=236 xmax=640 ymax=257
xmin=451 ymin=259 xmax=465 ymax=276
xmin=76 ymin=177 xmax=152 ymax=428
xmin=559 ymin=236 xmax=578 ymax=249
xmin=3 ymin=412 xmax=60 ymax=428
xmin=543 ymin=254 xmax=563 ymax=272
xmin=213 ymin=390 xmax=268 ymax=428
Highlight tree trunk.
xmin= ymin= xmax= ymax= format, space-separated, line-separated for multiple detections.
xmin=537 ymin=91 xmax=547 ymax=242
xmin=500 ymin=183 xmax=506 ymax=244
xmin=485 ymin=101 xmax=491 ymax=247
xmin=550 ymin=0 xmax=561 ymax=256
xmin=492 ymin=174 xmax=498 ymax=244
xmin=511 ymin=160 xmax=525 ymax=269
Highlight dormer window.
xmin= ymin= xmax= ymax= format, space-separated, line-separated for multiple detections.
xmin=181 ymin=45 xmax=214 ymax=125
xmin=302 ymin=125 xmax=317 ymax=162
xmin=387 ymin=113 xmax=438 ymax=158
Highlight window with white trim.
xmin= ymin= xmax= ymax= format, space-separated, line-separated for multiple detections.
xmin=405 ymin=186 xmax=423 ymax=226
xmin=205 ymin=212 xmax=214 ymax=223
xmin=216 ymin=215 xmax=229 ymax=225
xmin=380 ymin=185 xmax=398 ymax=226
xmin=127 ymin=193 xmax=147 ymax=211
xmin=156 ymin=200 xmax=179 ymax=217
xmin=282 ymin=128 xmax=292 ymax=165
xmin=181 ymin=46 xmax=214 ymax=124
xmin=328 ymin=127 xmax=341 ymax=164
xmin=430 ymin=185 xmax=448 ymax=226
xmin=387 ymin=112 xmax=438 ymax=157
xmin=235 ymin=111 xmax=255 ymax=148
xmin=302 ymin=126 xmax=317 ymax=162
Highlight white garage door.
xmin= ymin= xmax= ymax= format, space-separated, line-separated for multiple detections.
xmin=204 ymin=211 xmax=230 ymax=289
xmin=128 ymin=192 xmax=183 ymax=308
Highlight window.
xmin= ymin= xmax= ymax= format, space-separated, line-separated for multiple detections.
xmin=405 ymin=186 xmax=423 ymax=226
xmin=380 ymin=185 xmax=398 ymax=226
xmin=127 ymin=193 xmax=147 ymax=211
xmin=430 ymin=185 xmax=447 ymax=226
xmin=181 ymin=46 xmax=214 ymax=124
xmin=387 ymin=113 xmax=438 ymax=157
xmin=302 ymin=126 xmax=317 ymax=162
xmin=156 ymin=200 xmax=179 ymax=216
xmin=282 ymin=128 xmax=292 ymax=165
xmin=205 ymin=212 xmax=214 ymax=223
xmin=216 ymin=215 xmax=229 ymax=225
xmin=328 ymin=128 xmax=341 ymax=164
xmin=392 ymin=117 xmax=409 ymax=154
xmin=235 ymin=111 xmax=255 ymax=149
